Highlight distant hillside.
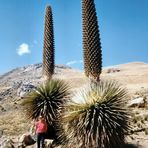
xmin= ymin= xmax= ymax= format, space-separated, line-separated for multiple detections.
xmin=1 ymin=62 xmax=148 ymax=101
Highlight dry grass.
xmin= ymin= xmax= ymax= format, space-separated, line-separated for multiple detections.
xmin=0 ymin=110 xmax=31 ymax=136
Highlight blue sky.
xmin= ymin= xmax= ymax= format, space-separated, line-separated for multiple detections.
xmin=0 ymin=0 xmax=148 ymax=74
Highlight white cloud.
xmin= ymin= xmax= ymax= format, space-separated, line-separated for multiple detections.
xmin=17 ymin=43 xmax=31 ymax=56
xmin=66 ymin=60 xmax=83 ymax=66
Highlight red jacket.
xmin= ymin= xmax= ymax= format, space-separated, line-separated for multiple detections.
xmin=35 ymin=120 xmax=48 ymax=133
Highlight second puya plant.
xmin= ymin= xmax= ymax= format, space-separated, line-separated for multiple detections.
xmin=24 ymin=0 xmax=130 ymax=147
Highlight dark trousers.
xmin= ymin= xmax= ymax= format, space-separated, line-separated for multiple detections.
xmin=37 ymin=133 xmax=46 ymax=148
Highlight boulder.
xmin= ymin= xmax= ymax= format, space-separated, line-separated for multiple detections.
xmin=128 ymin=97 xmax=145 ymax=107
xmin=17 ymin=84 xmax=36 ymax=98
xmin=44 ymin=139 xmax=53 ymax=148
xmin=107 ymin=68 xmax=120 ymax=73
xmin=0 ymin=139 xmax=14 ymax=148
xmin=19 ymin=134 xmax=36 ymax=147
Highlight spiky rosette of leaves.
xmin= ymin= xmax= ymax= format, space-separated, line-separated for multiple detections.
xmin=43 ymin=6 xmax=55 ymax=79
xmin=58 ymin=80 xmax=130 ymax=148
xmin=23 ymin=79 xmax=69 ymax=124
xmin=82 ymin=0 xmax=102 ymax=82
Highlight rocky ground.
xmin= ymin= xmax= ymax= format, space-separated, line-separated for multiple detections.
xmin=0 ymin=62 xmax=148 ymax=148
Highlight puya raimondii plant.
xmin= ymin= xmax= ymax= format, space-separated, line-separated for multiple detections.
xmin=58 ymin=80 xmax=130 ymax=148
xmin=23 ymin=79 xmax=69 ymax=123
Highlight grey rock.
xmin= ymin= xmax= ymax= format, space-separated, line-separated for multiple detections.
xmin=19 ymin=134 xmax=36 ymax=147
xmin=0 ymin=88 xmax=11 ymax=98
xmin=44 ymin=139 xmax=53 ymax=148
xmin=0 ymin=105 xmax=6 ymax=112
xmin=107 ymin=68 xmax=120 ymax=73
xmin=17 ymin=84 xmax=36 ymax=98
xmin=0 ymin=139 xmax=14 ymax=148
xmin=128 ymin=97 xmax=145 ymax=107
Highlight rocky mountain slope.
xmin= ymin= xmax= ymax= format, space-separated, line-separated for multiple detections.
xmin=0 ymin=62 xmax=148 ymax=147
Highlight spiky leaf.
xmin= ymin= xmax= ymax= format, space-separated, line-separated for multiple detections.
xmin=58 ymin=80 xmax=130 ymax=148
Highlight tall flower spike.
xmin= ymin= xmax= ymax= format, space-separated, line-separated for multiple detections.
xmin=82 ymin=0 xmax=102 ymax=82
xmin=43 ymin=6 xmax=55 ymax=80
